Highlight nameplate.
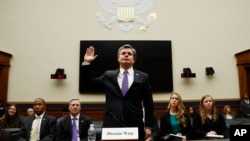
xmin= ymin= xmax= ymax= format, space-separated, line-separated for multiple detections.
xmin=101 ymin=127 xmax=138 ymax=140
xmin=230 ymin=125 xmax=250 ymax=141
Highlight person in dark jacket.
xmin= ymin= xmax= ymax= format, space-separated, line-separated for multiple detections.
xmin=159 ymin=92 xmax=192 ymax=141
xmin=81 ymin=44 xmax=154 ymax=141
xmin=17 ymin=98 xmax=57 ymax=141
xmin=240 ymin=93 xmax=250 ymax=118
xmin=193 ymin=95 xmax=226 ymax=139
xmin=56 ymin=99 xmax=92 ymax=141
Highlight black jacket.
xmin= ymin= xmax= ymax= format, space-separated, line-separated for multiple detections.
xmin=159 ymin=112 xmax=192 ymax=140
xmin=56 ymin=115 xmax=92 ymax=141
xmin=81 ymin=65 xmax=154 ymax=140
xmin=192 ymin=112 xmax=226 ymax=139
xmin=18 ymin=114 xmax=56 ymax=141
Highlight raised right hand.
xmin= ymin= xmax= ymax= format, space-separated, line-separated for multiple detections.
xmin=83 ymin=46 xmax=98 ymax=63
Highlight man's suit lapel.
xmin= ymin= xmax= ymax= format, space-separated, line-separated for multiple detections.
xmin=65 ymin=116 xmax=72 ymax=132
xmin=123 ymin=70 xmax=140 ymax=97
xmin=66 ymin=116 xmax=84 ymax=132
xmin=111 ymin=69 xmax=123 ymax=97
xmin=110 ymin=69 xmax=140 ymax=97
xmin=27 ymin=116 xmax=36 ymax=134
xmin=78 ymin=115 xmax=84 ymax=131
xmin=40 ymin=114 xmax=47 ymax=137
xmin=133 ymin=70 xmax=140 ymax=84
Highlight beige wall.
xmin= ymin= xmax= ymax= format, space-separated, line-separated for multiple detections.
xmin=1 ymin=0 xmax=249 ymax=103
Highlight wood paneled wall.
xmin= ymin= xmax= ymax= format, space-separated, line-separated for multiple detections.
xmin=16 ymin=100 xmax=241 ymax=120
xmin=235 ymin=49 xmax=250 ymax=100
xmin=0 ymin=51 xmax=12 ymax=106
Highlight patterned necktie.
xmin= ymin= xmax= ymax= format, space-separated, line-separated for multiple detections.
xmin=30 ymin=116 xmax=41 ymax=141
xmin=72 ymin=118 xmax=78 ymax=141
xmin=121 ymin=70 xmax=128 ymax=96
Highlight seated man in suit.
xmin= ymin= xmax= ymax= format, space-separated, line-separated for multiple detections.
xmin=240 ymin=93 xmax=250 ymax=118
xmin=56 ymin=98 xmax=92 ymax=141
xmin=17 ymin=98 xmax=57 ymax=141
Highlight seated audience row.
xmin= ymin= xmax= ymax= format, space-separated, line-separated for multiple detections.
xmin=0 ymin=98 xmax=92 ymax=141
xmin=18 ymin=98 xmax=92 ymax=141
xmin=1 ymin=94 xmax=249 ymax=141
xmin=158 ymin=93 xmax=227 ymax=141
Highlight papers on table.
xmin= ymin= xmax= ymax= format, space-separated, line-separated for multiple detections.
xmin=206 ymin=134 xmax=224 ymax=138
xmin=162 ymin=133 xmax=184 ymax=140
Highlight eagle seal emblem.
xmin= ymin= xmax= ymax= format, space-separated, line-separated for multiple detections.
xmin=96 ymin=0 xmax=157 ymax=32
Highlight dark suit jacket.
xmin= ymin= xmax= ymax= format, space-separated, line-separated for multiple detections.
xmin=192 ymin=112 xmax=226 ymax=139
xmin=240 ymin=100 xmax=250 ymax=117
xmin=81 ymin=66 xmax=154 ymax=140
xmin=56 ymin=115 xmax=92 ymax=141
xmin=17 ymin=114 xmax=57 ymax=141
xmin=159 ymin=112 xmax=192 ymax=140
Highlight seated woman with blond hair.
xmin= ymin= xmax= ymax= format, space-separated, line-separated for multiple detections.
xmin=159 ymin=92 xmax=192 ymax=141
xmin=193 ymin=95 xmax=226 ymax=139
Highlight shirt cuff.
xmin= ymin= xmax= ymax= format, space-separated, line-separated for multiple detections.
xmin=82 ymin=62 xmax=90 ymax=66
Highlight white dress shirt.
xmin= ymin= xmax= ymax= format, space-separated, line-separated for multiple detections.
xmin=118 ymin=68 xmax=134 ymax=90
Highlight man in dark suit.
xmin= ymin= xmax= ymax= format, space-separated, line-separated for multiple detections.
xmin=81 ymin=44 xmax=154 ymax=141
xmin=17 ymin=98 xmax=57 ymax=141
xmin=240 ymin=93 xmax=250 ymax=118
xmin=56 ymin=99 xmax=92 ymax=141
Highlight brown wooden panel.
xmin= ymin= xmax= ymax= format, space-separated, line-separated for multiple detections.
xmin=0 ymin=51 xmax=12 ymax=106
xmin=235 ymin=49 xmax=250 ymax=100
